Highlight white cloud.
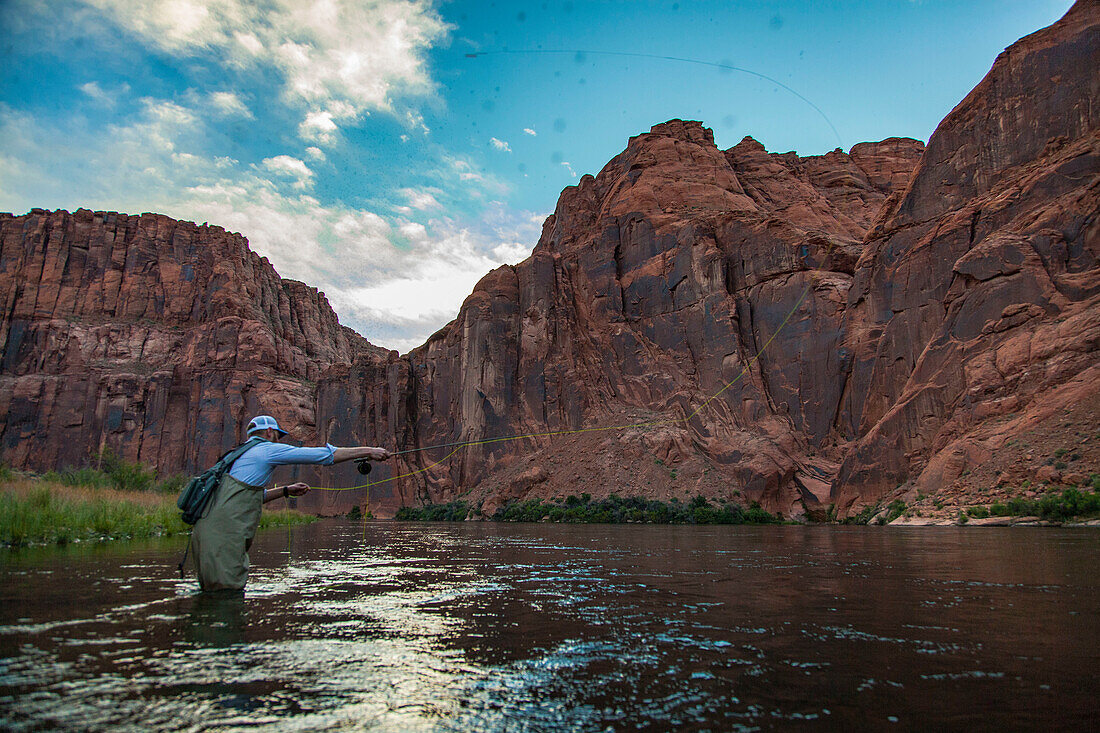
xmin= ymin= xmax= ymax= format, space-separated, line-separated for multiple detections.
xmin=261 ymin=155 xmax=313 ymax=189
xmin=85 ymin=0 xmax=450 ymax=138
xmin=492 ymin=241 xmax=530 ymax=262
xmin=489 ymin=137 xmax=511 ymax=153
xmin=523 ymin=127 xmax=537 ymax=136
xmin=0 ymin=99 xmax=544 ymax=352
xmin=561 ymin=161 xmax=577 ymax=177
xmin=299 ymin=110 xmax=339 ymax=144
xmin=209 ymin=90 xmax=253 ymax=118
xmin=305 ymin=146 xmax=326 ymax=162
xmin=234 ymin=31 xmax=263 ymax=56
xmin=80 ymin=81 xmax=128 ymax=106
xmin=399 ymin=187 xmax=442 ymax=211
xmin=405 ymin=109 xmax=430 ymax=135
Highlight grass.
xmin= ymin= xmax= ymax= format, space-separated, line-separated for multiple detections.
xmin=40 ymin=447 xmax=187 ymax=494
xmin=397 ymin=494 xmax=783 ymax=525
xmin=1 ymin=477 xmax=186 ymax=546
xmin=1 ymin=472 xmax=316 ymax=548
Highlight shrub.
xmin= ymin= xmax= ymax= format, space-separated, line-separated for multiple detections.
xmin=154 ymin=473 xmax=188 ymax=495
xmin=395 ymin=501 xmax=470 ymax=521
xmin=399 ymin=495 xmax=781 ymax=525
xmin=843 ymin=503 xmax=879 ymax=525
xmin=1037 ymin=488 xmax=1100 ymax=521
xmin=966 ymin=506 xmax=990 ymax=519
xmin=56 ymin=466 xmax=113 ymax=489
xmin=97 ymin=448 xmax=156 ymax=492
xmin=884 ymin=500 xmax=907 ymax=523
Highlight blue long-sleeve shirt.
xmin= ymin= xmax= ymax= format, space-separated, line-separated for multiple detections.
xmin=228 ymin=440 xmax=336 ymax=487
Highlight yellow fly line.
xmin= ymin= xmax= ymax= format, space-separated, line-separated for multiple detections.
xmin=313 ymin=269 xmax=817 ymax=495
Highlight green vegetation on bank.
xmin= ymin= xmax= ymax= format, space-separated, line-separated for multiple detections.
xmin=396 ymin=494 xmax=783 ymax=524
xmin=1 ymin=484 xmax=185 ymax=546
xmin=987 ymin=487 xmax=1100 ymax=521
xmin=1 ymin=461 xmax=315 ymax=548
xmin=39 ymin=448 xmax=188 ymax=494
xmin=815 ymin=479 xmax=1100 ymax=525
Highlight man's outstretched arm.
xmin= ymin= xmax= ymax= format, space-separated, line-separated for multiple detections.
xmin=332 ymin=446 xmax=390 ymax=463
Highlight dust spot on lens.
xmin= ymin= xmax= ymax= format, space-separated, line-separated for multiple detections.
xmin=517 ymin=11 xmax=526 ymax=22
xmin=553 ymin=118 xmax=567 ymax=133
xmin=722 ymin=114 xmax=738 ymax=128
xmin=770 ymin=15 xmax=783 ymax=30
xmin=573 ymin=51 xmax=586 ymax=64
xmin=482 ymin=99 xmax=496 ymax=112
xmin=551 ymin=151 xmax=563 ymax=164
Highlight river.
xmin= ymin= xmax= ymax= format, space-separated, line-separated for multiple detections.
xmin=1 ymin=521 xmax=1097 ymax=731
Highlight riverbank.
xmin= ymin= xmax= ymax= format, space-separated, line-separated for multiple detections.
xmin=394 ymin=494 xmax=784 ymax=524
xmin=392 ymin=485 xmax=1100 ymax=527
xmin=0 ymin=472 xmax=315 ymax=548
xmin=874 ymin=484 xmax=1100 ymax=526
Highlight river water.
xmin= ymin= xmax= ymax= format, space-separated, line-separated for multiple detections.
xmin=1 ymin=521 xmax=1097 ymax=731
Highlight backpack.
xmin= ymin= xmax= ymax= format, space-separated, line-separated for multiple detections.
xmin=177 ymin=437 xmax=263 ymax=525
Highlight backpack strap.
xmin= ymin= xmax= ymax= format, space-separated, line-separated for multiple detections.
xmin=194 ymin=436 xmax=265 ymax=523
xmin=222 ymin=436 xmax=265 ymax=469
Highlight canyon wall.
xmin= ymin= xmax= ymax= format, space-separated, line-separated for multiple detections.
xmin=834 ymin=1 xmax=1100 ymax=511
xmin=0 ymin=210 xmax=385 ymax=479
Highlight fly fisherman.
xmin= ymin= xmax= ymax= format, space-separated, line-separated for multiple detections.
xmin=191 ymin=414 xmax=390 ymax=592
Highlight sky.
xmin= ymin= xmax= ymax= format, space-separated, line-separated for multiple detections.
xmin=0 ymin=0 xmax=1075 ymax=352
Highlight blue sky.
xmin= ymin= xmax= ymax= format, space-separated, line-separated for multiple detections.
xmin=0 ymin=0 xmax=1074 ymax=351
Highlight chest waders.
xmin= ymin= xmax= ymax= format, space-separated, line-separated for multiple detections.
xmin=191 ymin=473 xmax=265 ymax=592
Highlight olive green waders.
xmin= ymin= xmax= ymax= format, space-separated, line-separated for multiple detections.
xmin=191 ymin=473 xmax=264 ymax=591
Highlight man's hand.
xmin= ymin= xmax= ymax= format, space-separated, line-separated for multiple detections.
xmin=333 ymin=446 xmax=392 ymax=464
xmin=363 ymin=447 xmax=391 ymax=461
xmin=286 ymin=482 xmax=310 ymax=497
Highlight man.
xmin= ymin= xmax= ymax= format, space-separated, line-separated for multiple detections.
xmin=191 ymin=414 xmax=390 ymax=592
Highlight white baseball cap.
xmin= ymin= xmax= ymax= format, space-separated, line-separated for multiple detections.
xmin=247 ymin=415 xmax=288 ymax=436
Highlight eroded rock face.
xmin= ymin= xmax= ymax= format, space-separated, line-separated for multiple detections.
xmin=345 ymin=121 xmax=924 ymax=517
xmin=833 ymin=0 xmax=1100 ymax=512
xmin=0 ymin=210 xmax=381 ymax=476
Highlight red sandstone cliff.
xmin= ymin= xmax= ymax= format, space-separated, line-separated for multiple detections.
xmin=313 ymin=125 xmax=923 ymax=517
xmin=0 ymin=210 xmax=383 ymax=476
xmin=834 ymin=0 xmax=1100 ymax=513
xmin=1 ymin=3 xmax=1096 ymax=520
